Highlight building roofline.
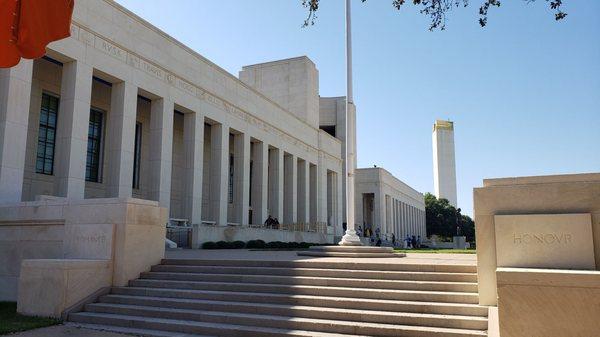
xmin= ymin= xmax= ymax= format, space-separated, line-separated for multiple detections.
xmin=356 ymin=167 xmax=424 ymax=200
xmin=99 ymin=0 xmax=326 ymax=138
xmin=241 ymin=56 xmax=316 ymax=70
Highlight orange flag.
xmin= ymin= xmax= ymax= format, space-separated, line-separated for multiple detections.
xmin=0 ymin=0 xmax=74 ymax=68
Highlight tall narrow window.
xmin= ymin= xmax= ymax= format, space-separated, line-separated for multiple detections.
xmin=132 ymin=122 xmax=142 ymax=189
xmin=228 ymin=154 xmax=234 ymax=204
xmin=85 ymin=108 xmax=104 ymax=182
xmin=36 ymin=93 xmax=59 ymax=175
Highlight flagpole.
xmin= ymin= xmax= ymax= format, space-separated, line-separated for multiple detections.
xmin=339 ymin=0 xmax=362 ymax=246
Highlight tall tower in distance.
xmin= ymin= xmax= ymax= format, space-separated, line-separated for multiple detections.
xmin=432 ymin=120 xmax=458 ymax=207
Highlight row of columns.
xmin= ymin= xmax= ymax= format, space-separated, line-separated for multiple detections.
xmin=0 ymin=58 xmax=334 ymax=228
xmin=383 ymin=193 xmax=426 ymax=239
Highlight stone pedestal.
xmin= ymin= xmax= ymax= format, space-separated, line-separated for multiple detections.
xmin=453 ymin=236 xmax=467 ymax=249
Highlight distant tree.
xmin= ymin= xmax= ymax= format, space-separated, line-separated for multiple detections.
xmin=424 ymin=193 xmax=475 ymax=242
xmin=301 ymin=0 xmax=567 ymax=30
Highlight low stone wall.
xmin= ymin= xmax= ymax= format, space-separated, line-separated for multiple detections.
xmin=0 ymin=197 xmax=167 ymax=317
xmin=191 ymin=224 xmax=333 ymax=248
xmin=497 ymin=268 xmax=600 ymax=337
xmin=17 ymin=259 xmax=112 ymax=318
xmin=0 ymin=220 xmax=64 ymax=301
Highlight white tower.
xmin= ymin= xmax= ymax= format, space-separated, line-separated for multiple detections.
xmin=432 ymin=120 xmax=457 ymax=207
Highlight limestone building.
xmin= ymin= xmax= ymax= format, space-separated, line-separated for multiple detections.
xmin=432 ymin=119 xmax=458 ymax=207
xmin=355 ymin=167 xmax=426 ymax=243
xmin=0 ymin=1 xmax=344 ymax=237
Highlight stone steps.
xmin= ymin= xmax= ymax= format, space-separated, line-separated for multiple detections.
xmin=150 ymin=265 xmax=478 ymax=282
xmin=69 ymin=312 xmax=367 ymax=337
xmin=139 ymin=271 xmax=479 ymax=292
xmin=68 ymin=258 xmax=487 ymax=336
xmin=70 ymin=308 xmax=486 ymax=337
xmin=109 ymin=287 xmax=488 ymax=316
xmin=127 ymin=279 xmax=480 ymax=304
xmin=97 ymin=295 xmax=488 ymax=330
xmin=160 ymin=259 xmax=478 ymax=273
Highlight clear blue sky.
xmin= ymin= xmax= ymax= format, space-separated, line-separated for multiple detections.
xmin=116 ymin=0 xmax=600 ymax=215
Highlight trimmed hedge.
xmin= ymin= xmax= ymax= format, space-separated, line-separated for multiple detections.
xmin=201 ymin=240 xmax=328 ymax=250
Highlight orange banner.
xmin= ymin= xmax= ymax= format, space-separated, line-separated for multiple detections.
xmin=1 ymin=0 xmax=74 ymax=68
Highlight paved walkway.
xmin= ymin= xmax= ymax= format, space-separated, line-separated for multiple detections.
xmin=165 ymin=248 xmax=477 ymax=266
xmin=7 ymin=325 xmax=130 ymax=337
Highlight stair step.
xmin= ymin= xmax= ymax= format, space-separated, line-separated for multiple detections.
xmin=68 ymin=312 xmax=372 ymax=337
xmin=161 ymin=259 xmax=477 ymax=273
xmin=111 ymin=287 xmax=488 ymax=317
xmin=128 ymin=279 xmax=479 ymax=304
xmin=98 ymin=294 xmax=488 ymax=330
xmin=140 ymin=272 xmax=478 ymax=292
xmin=72 ymin=308 xmax=487 ymax=337
xmin=150 ymin=265 xmax=478 ymax=282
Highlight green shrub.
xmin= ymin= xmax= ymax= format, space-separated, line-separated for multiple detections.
xmin=202 ymin=241 xmax=217 ymax=249
xmin=246 ymin=239 xmax=266 ymax=249
xmin=299 ymin=242 xmax=311 ymax=248
xmin=215 ymin=241 xmax=232 ymax=249
xmin=232 ymin=240 xmax=246 ymax=249
xmin=266 ymin=241 xmax=284 ymax=249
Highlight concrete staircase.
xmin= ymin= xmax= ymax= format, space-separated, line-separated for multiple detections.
xmin=69 ymin=259 xmax=488 ymax=337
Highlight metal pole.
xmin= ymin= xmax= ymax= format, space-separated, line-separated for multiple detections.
xmin=339 ymin=0 xmax=361 ymax=246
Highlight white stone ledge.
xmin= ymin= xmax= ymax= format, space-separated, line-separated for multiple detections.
xmin=496 ymin=267 xmax=600 ymax=288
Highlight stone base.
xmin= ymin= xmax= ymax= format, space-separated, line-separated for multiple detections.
xmin=297 ymin=245 xmax=403 ymax=258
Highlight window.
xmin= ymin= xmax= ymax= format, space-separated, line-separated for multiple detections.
xmin=132 ymin=122 xmax=142 ymax=189
xmin=85 ymin=108 xmax=104 ymax=182
xmin=36 ymin=93 xmax=59 ymax=175
xmin=228 ymin=154 xmax=234 ymax=203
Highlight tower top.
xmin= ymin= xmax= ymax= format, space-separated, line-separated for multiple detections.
xmin=433 ymin=120 xmax=454 ymax=132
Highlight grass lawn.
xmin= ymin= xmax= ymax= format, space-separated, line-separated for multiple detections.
xmin=0 ymin=302 xmax=60 ymax=335
xmin=394 ymin=248 xmax=476 ymax=254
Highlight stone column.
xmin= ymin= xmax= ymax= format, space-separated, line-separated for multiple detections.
xmin=336 ymin=170 xmax=343 ymax=232
xmin=209 ymin=123 xmax=228 ymax=226
xmin=55 ymin=60 xmax=93 ymax=199
xmin=233 ymin=132 xmax=250 ymax=225
xmin=0 ymin=60 xmax=33 ymax=203
xmin=149 ymin=98 xmax=173 ymax=209
xmin=251 ymin=141 xmax=268 ymax=226
xmin=283 ymin=154 xmax=297 ymax=224
xmin=403 ymin=203 xmax=408 ymax=236
xmin=309 ymin=164 xmax=317 ymax=223
xmin=392 ymin=199 xmax=396 ymax=237
xmin=106 ymin=81 xmax=137 ymax=198
xmin=399 ymin=202 xmax=404 ymax=238
xmin=316 ymin=161 xmax=328 ymax=223
xmin=268 ymin=148 xmax=284 ymax=222
xmin=183 ymin=112 xmax=204 ymax=225
xmin=378 ymin=191 xmax=386 ymax=236
xmin=297 ymin=159 xmax=310 ymax=223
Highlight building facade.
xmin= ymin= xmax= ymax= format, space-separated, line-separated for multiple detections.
xmin=432 ymin=119 xmax=457 ymax=207
xmin=0 ymin=1 xmax=344 ymax=232
xmin=355 ymin=167 xmax=426 ymax=243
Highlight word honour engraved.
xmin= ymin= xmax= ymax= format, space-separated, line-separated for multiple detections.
xmin=513 ymin=233 xmax=572 ymax=245
xmin=495 ymin=214 xmax=594 ymax=269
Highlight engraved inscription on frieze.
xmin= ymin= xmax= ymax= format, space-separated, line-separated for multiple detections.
xmin=72 ymin=24 xmax=323 ymax=158
xmin=76 ymin=234 xmax=107 ymax=244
